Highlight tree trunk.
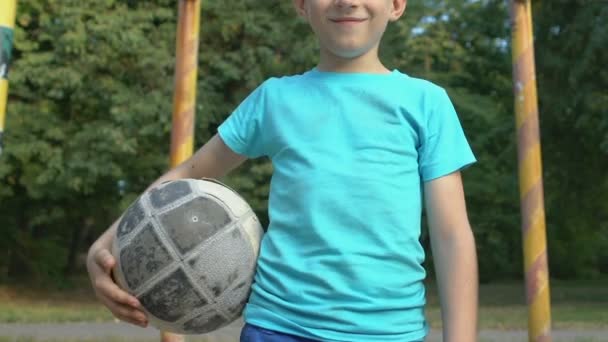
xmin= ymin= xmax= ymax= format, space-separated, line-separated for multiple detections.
xmin=64 ymin=217 xmax=93 ymax=275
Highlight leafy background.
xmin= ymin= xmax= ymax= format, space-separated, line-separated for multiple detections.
xmin=0 ymin=0 xmax=606 ymax=284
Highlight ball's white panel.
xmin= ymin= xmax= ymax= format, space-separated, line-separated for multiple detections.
xmin=181 ymin=307 xmax=226 ymax=334
xmin=187 ymin=228 xmax=253 ymax=299
xmin=216 ymin=277 xmax=252 ymax=318
xmin=240 ymin=215 xmax=264 ymax=259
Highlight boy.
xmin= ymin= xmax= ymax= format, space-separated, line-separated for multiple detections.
xmin=87 ymin=0 xmax=479 ymax=341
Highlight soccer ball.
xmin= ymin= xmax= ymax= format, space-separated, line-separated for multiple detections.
xmin=111 ymin=178 xmax=263 ymax=334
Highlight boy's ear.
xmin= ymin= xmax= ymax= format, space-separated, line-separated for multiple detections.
xmin=293 ymin=0 xmax=307 ymax=18
xmin=390 ymin=0 xmax=407 ymax=22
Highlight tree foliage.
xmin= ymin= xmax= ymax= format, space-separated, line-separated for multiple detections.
xmin=0 ymin=0 xmax=605 ymax=282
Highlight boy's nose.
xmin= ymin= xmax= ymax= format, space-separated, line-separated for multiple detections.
xmin=334 ymin=0 xmax=359 ymax=8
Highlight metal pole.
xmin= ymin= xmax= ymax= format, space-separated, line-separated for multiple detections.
xmin=0 ymin=0 xmax=17 ymax=156
xmin=164 ymin=0 xmax=200 ymax=341
xmin=169 ymin=0 xmax=200 ymax=169
xmin=509 ymin=1 xmax=552 ymax=341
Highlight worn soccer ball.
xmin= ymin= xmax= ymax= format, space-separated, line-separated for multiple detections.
xmin=111 ymin=178 xmax=263 ymax=334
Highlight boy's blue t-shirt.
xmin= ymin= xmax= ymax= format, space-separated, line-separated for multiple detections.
xmin=218 ymin=69 xmax=476 ymax=342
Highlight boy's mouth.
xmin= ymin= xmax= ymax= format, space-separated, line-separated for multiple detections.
xmin=329 ymin=17 xmax=367 ymax=24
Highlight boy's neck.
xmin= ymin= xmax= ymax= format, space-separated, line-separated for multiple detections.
xmin=316 ymin=45 xmax=390 ymax=74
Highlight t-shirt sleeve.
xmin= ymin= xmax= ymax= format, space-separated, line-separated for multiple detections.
xmin=418 ymin=88 xmax=476 ymax=182
xmin=217 ymin=82 xmax=268 ymax=158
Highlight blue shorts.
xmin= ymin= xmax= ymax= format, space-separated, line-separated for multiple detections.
xmin=240 ymin=323 xmax=320 ymax=342
xmin=240 ymin=323 xmax=425 ymax=342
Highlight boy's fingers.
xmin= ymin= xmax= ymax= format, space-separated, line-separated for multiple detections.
xmin=106 ymin=279 xmax=141 ymax=309
xmin=96 ymin=280 xmax=147 ymax=324
xmin=94 ymin=249 xmax=115 ymax=273
xmin=101 ymin=298 xmax=148 ymax=327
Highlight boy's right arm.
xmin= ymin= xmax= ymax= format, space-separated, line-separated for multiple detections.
xmin=86 ymin=134 xmax=246 ymax=327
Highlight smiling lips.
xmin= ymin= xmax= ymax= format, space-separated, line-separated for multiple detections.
xmin=330 ymin=17 xmax=367 ymax=24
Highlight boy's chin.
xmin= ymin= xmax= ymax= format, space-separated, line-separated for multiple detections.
xmin=328 ymin=47 xmax=370 ymax=59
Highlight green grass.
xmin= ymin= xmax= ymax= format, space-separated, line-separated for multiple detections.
xmin=1 ymin=278 xmax=607 ymax=330
xmin=0 ymin=302 xmax=112 ymax=324
xmin=423 ymin=280 xmax=608 ymax=330
xmin=426 ymin=303 xmax=608 ymax=330
xmin=0 ymin=277 xmax=113 ymax=324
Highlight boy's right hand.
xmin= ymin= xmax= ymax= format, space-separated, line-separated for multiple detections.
xmin=87 ymin=247 xmax=148 ymax=328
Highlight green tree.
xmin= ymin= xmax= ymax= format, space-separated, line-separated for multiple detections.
xmin=0 ymin=0 xmax=177 ymax=280
xmin=0 ymin=0 xmax=605 ymax=283
xmin=533 ymin=0 xmax=608 ymax=278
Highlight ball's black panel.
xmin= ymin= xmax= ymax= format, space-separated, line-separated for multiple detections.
xmin=149 ymin=180 xmax=192 ymax=209
xmin=159 ymin=197 xmax=232 ymax=255
xmin=120 ymin=224 xmax=173 ymax=289
xmin=188 ymin=228 xmax=251 ymax=298
xmin=140 ymin=268 xmax=207 ymax=323
xmin=182 ymin=311 xmax=226 ymax=333
xmin=117 ymin=199 xmax=145 ymax=239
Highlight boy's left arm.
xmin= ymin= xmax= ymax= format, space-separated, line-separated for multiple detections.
xmin=424 ymin=171 xmax=478 ymax=342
